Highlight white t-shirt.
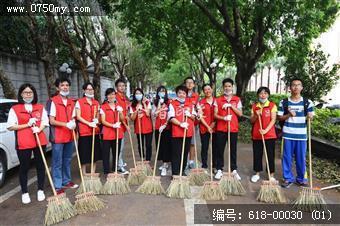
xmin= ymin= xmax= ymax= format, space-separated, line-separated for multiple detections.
xmin=49 ymin=100 xmax=76 ymax=118
xmin=7 ymin=104 xmax=49 ymax=129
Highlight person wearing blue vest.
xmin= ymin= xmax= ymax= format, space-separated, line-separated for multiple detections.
xmin=277 ymin=78 xmax=314 ymax=188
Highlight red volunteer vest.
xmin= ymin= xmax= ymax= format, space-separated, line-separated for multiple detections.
xmin=251 ymin=101 xmax=277 ymax=140
xmin=215 ymin=95 xmax=241 ymax=133
xmin=77 ymin=97 xmax=100 ymax=136
xmin=116 ymin=93 xmax=130 ymax=132
xmin=187 ymin=92 xmax=200 ymax=126
xmin=101 ymin=103 xmax=124 ymax=140
xmin=154 ymin=100 xmax=170 ymax=130
xmin=132 ymin=101 xmax=153 ymax=134
xmin=171 ymin=99 xmax=194 ymax=138
xmin=49 ymin=95 xmax=75 ymax=143
xmin=12 ymin=104 xmax=48 ymax=150
xmin=199 ymin=98 xmax=215 ymax=134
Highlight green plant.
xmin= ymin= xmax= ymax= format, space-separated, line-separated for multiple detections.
xmin=238 ymin=119 xmax=252 ymax=144
xmin=312 ymin=109 xmax=340 ymax=144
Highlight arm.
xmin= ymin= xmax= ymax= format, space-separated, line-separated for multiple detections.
xmin=76 ymin=108 xmax=91 ymax=126
xmin=230 ymin=105 xmax=243 ymax=117
xmin=214 ymin=105 xmax=226 ymax=121
xmin=143 ymin=101 xmax=151 ymax=117
xmin=49 ymin=116 xmax=67 ymax=127
xmin=100 ymin=113 xmax=114 ymax=128
xmin=263 ymin=111 xmax=277 ymax=133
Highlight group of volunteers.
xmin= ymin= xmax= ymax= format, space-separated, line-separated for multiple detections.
xmin=7 ymin=75 xmax=314 ymax=204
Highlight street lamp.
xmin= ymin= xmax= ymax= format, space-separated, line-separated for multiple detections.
xmin=59 ymin=63 xmax=72 ymax=76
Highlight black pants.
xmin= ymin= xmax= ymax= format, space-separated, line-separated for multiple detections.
xmin=16 ymin=147 xmax=46 ymax=193
xmin=136 ymin=132 xmax=153 ymax=161
xmin=155 ymin=129 xmax=172 ymax=162
xmin=252 ymin=139 xmax=276 ymax=173
xmin=102 ymin=139 xmax=122 ymax=174
xmin=215 ymin=131 xmax=238 ymax=171
xmin=200 ymin=132 xmax=217 ymax=169
xmin=171 ymin=137 xmax=191 ymax=175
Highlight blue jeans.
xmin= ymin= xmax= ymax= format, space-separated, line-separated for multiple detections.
xmin=52 ymin=142 xmax=74 ymax=189
xmin=118 ymin=136 xmax=125 ymax=168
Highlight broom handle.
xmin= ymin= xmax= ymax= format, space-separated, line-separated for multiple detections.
xmin=72 ymin=130 xmax=86 ymax=192
xmin=308 ymin=118 xmax=313 ymax=189
xmin=227 ymin=107 xmax=231 ymax=175
xmin=127 ymin=120 xmax=137 ymax=168
xmin=258 ymin=113 xmax=271 ymax=180
xmin=209 ymin=132 xmax=213 ymax=181
xmin=34 ymin=133 xmax=57 ymax=196
xmin=179 ymin=116 xmax=188 ymax=177
xmin=115 ymin=110 xmax=120 ymax=173
xmin=152 ymin=130 xmax=162 ymax=177
xmin=137 ymin=111 xmax=144 ymax=165
xmin=90 ymin=106 xmax=97 ymax=175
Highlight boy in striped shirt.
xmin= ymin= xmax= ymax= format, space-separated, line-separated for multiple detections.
xmin=277 ymin=78 xmax=314 ymax=188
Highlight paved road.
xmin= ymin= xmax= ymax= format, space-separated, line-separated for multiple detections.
xmin=1 ymin=132 xmax=339 ymax=225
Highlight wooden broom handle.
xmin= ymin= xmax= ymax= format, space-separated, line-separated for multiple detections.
xmin=152 ymin=130 xmax=163 ymax=177
xmin=34 ymin=133 xmax=57 ymax=196
xmin=308 ymin=118 xmax=313 ymax=189
xmin=72 ymin=130 xmax=86 ymax=192
xmin=115 ymin=110 xmax=120 ymax=173
xmin=258 ymin=113 xmax=271 ymax=180
xmin=137 ymin=112 xmax=144 ymax=164
xmin=90 ymin=106 xmax=97 ymax=175
xmin=179 ymin=116 xmax=188 ymax=177
xmin=227 ymin=107 xmax=231 ymax=174
xmin=209 ymin=132 xmax=213 ymax=181
xmin=193 ymin=120 xmax=199 ymax=169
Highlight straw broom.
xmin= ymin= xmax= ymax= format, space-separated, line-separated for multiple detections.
xmin=200 ymin=132 xmax=225 ymax=200
xmin=256 ymin=115 xmax=286 ymax=203
xmin=135 ymin=114 xmax=152 ymax=176
xmin=189 ymin=123 xmax=209 ymax=186
xmin=34 ymin=133 xmax=76 ymax=226
xmin=101 ymin=110 xmax=130 ymax=195
xmin=220 ymin=107 xmax=246 ymax=196
xmin=293 ymin=118 xmax=327 ymax=212
xmin=136 ymin=129 xmax=165 ymax=195
xmin=166 ymin=115 xmax=191 ymax=199
xmin=72 ymin=130 xmax=105 ymax=214
xmin=77 ymin=106 xmax=102 ymax=194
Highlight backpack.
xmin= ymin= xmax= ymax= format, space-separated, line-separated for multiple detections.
xmin=278 ymin=97 xmax=309 ymax=129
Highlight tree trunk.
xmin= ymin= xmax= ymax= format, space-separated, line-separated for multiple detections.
xmin=255 ymin=73 xmax=258 ymax=91
xmin=260 ymin=68 xmax=263 ymax=86
xmin=42 ymin=60 xmax=56 ymax=97
xmin=235 ymin=59 xmax=256 ymax=96
xmin=92 ymin=62 xmax=101 ymax=101
xmin=267 ymin=66 xmax=271 ymax=89
xmin=0 ymin=69 xmax=16 ymax=99
xmin=276 ymin=68 xmax=281 ymax=94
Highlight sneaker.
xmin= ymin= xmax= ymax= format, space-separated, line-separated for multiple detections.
xmin=21 ymin=193 xmax=31 ymax=204
xmin=232 ymin=170 xmax=241 ymax=180
xmin=188 ymin=161 xmax=195 ymax=169
xmin=295 ymin=181 xmax=308 ymax=187
xmin=56 ymin=188 xmax=64 ymax=195
xmin=214 ymin=170 xmax=223 ymax=180
xmin=251 ymin=174 xmax=260 ymax=183
xmin=123 ymin=162 xmax=127 ymax=167
xmin=63 ymin=182 xmax=79 ymax=189
xmin=281 ymin=180 xmax=293 ymax=188
xmin=118 ymin=167 xmax=129 ymax=175
xmin=161 ymin=167 xmax=167 ymax=176
xmin=37 ymin=190 xmax=45 ymax=202
xmin=159 ymin=165 xmax=164 ymax=170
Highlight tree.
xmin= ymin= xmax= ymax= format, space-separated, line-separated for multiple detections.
xmin=0 ymin=68 xmax=16 ymax=99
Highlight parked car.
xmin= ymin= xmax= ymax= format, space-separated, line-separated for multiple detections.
xmin=0 ymin=99 xmax=51 ymax=188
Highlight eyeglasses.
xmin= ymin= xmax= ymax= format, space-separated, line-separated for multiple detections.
xmin=22 ymin=91 xmax=33 ymax=95
xmin=86 ymin=89 xmax=94 ymax=91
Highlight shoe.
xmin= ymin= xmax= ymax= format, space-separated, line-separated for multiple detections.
xmin=159 ymin=165 xmax=164 ymax=170
xmin=161 ymin=167 xmax=167 ymax=176
xmin=63 ymin=182 xmax=79 ymax=189
xmin=214 ymin=170 xmax=223 ymax=180
xmin=22 ymin=193 xmax=31 ymax=204
xmin=123 ymin=162 xmax=127 ymax=167
xmin=37 ymin=190 xmax=45 ymax=202
xmin=232 ymin=170 xmax=241 ymax=180
xmin=118 ymin=167 xmax=129 ymax=175
xmin=188 ymin=161 xmax=195 ymax=169
xmin=295 ymin=181 xmax=308 ymax=187
xmin=251 ymin=174 xmax=260 ymax=183
xmin=56 ymin=188 xmax=65 ymax=195
xmin=281 ymin=180 xmax=293 ymax=188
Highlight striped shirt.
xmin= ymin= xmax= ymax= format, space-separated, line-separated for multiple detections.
xmin=277 ymin=97 xmax=314 ymax=140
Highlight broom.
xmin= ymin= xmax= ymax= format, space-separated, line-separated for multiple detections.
xmin=34 ymin=132 xmax=76 ymax=226
xmin=293 ymin=118 xmax=327 ymax=211
xmin=200 ymin=132 xmax=225 ymax=200
xmin=256 ymin=115 xmax=286 ymax=203
xmin=101 ymin=110 xmax=130 ymax=195
xmin=77 ymin=106 xmax=102 ymax=194
xmin=72 ymin=130 xmax=105 ymax=214
xmin=189 ymin=118 xmax=209 ymax=186
xmin=166 ymin=115 xmax=191 ymax=199
xmin=135 ymin=113 xmax=152 ymax=176
xmin=220 ymin=106 xmax=246 ymax=196
xmin=136 ymin=129 xmax=165 ymax=195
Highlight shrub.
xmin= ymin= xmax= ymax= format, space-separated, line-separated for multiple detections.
xmin=312 ymin=108 xmax=340 ymax=144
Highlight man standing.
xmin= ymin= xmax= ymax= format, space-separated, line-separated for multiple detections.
xmin=278 ymin=78 xmax=314 ymax=188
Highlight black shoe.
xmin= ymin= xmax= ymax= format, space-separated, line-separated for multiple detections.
xmin=281 ymin=181 xmax=293 ymax=188
xmin=295 ymin=181 xmax=308 ymax=187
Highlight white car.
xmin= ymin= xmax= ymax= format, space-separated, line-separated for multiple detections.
xmin=0 ymin=99 xmax=51 ymax=187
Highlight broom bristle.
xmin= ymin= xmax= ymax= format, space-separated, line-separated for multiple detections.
xmin=127 ymin=168 xmax=147 ymax=185
xmin=136 ymin=176 xmax=165 ymax=195
xmin=189 ymin=168 xmax=210 ymax=186
xmin=200 ymin=181 xmax=225 ymax=200
xmin=257 ymin=180 xmax=286 ymax=203
xmin=101 ymin=173 xmax=131 ymax=195
xmin=220 ymin=173 xmax=246 ymax=196
xmin=45 ymin=193 xmax=76 ymax=226
xmin=166 ymin=176 xmax=191 ymax=199
xmin=77 ymin=174 xmax=103 ymax=194
xmin=74 ymin=191 xmax=105 ymax=215
xmin=136 ymin=161 xmax=153 ymax=176
xmin=293 ymin=187 xmax=327 ymax=212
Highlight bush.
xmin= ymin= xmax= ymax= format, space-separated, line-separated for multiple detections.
xmin=238 ymin=119 xmax=252 ymax=144
xmin=312 ymin=108 xmax=340 ymax=144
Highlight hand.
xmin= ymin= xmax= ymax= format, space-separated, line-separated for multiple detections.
xmin=159 ymin=124 xmax=166 ymax=133
xmin=136 ymin=105 xmax=143 ymax=111
xmin=207 ymin=127 xmax=213 ymax=134
xmin=256 ymin=110 xmax=262 ymax=116
xmin=31 ymin=126 xmax=40 ymax=134
xmin=180 ymin=122 xmax=189 ymax=129
xmin=92 ymin=118 xmax=99 ymax=124
xmin=184 ymin=110 xmax=191 ymax=117
xmin=307 ymin=112 xmax=314 ymax=120
xmin=125 ymin=125 xmax=131 ymax=132
xmin=210 ymin=122 xmax=215 ymax=129
xmin=116 ymin=106 xmax=123 ymax=112
xmin=224 ymin=115 xmax=232 ymax=121
xmin=222 ymin=103 xmax=231 ymax=109
xmin=66 ymin=120 xmax=76 ymax=130
xmin=88 ymin=122 xmax=97 ymax=128
xmin=259 ymin=129 xmax=267 ymax=135
xmin=288 ymin=109 xmax=296 ymax=117
xmin=112 ymin=122 xmax=121 ymax=128
xmin=142 ymin=97 xmax=148 ymax=104
xmin=159 ymin=98 xmax=164 ymax=104
xmin=27 ymin=118 xmax=37 ymax=127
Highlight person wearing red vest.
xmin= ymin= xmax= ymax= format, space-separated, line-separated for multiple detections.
xmin=250 ymin=87 xmax=278 ymax=183
xmin=168 ymin=85 xmax=197 ymax=176
xmin=198 ymin=84 xmax=216 ymax=170
xmin=100 ymin=88 xmax=125 ymax=174
xmin=115 ymin=78 xmax=130 ymax=174
xmin=152 ymin=86 xmax=171 ymax=176
xmin=7 ymin=83 xmax=48 ymax=204
xmin=75 ymin=82 xmax=101 ymax=175
xmin=47 ymin=77 xmax=77 ymax=194
xmin=214 ymin=78 xmax=243 ymax=180
xmin=130 ymin=88 xmax=153 ymax=161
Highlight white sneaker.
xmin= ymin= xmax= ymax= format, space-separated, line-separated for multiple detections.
xmin=214 ymin=170 xmax=223 ymax=180
xmin=161 ymin=167 xmax=167 ymax=176
xmin=251 ymin=174 xmax=260 ymax=183
xmin=159 ymin=164 xmax=165 ymax=170
xmin=37 ymin=190 xmax=45 ymax=202
xmin=22 ymin=193 xmax=31 ymax=204
xmin=232 ymin=170 xmax=241 ymax=180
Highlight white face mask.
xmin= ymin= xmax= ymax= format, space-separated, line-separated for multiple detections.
xmin=178 ymin=98 xmax=185 ymax=104
xmin=259 ymin=98 xmax=268 ymax=103
xmin=85 ymin=93 xmax=94 ymax=98
xmin=23 ymin=97 xmax=33 ymax=104
xmin=224 ymin=90 xmax=232 ymax=96
xmin=159 ymin=92 xmax=165 ymax=98
xmin=60 ymin=91 xmax=70 ymax=97
xmin=135 ymin=94 xmax=143 ymax=101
